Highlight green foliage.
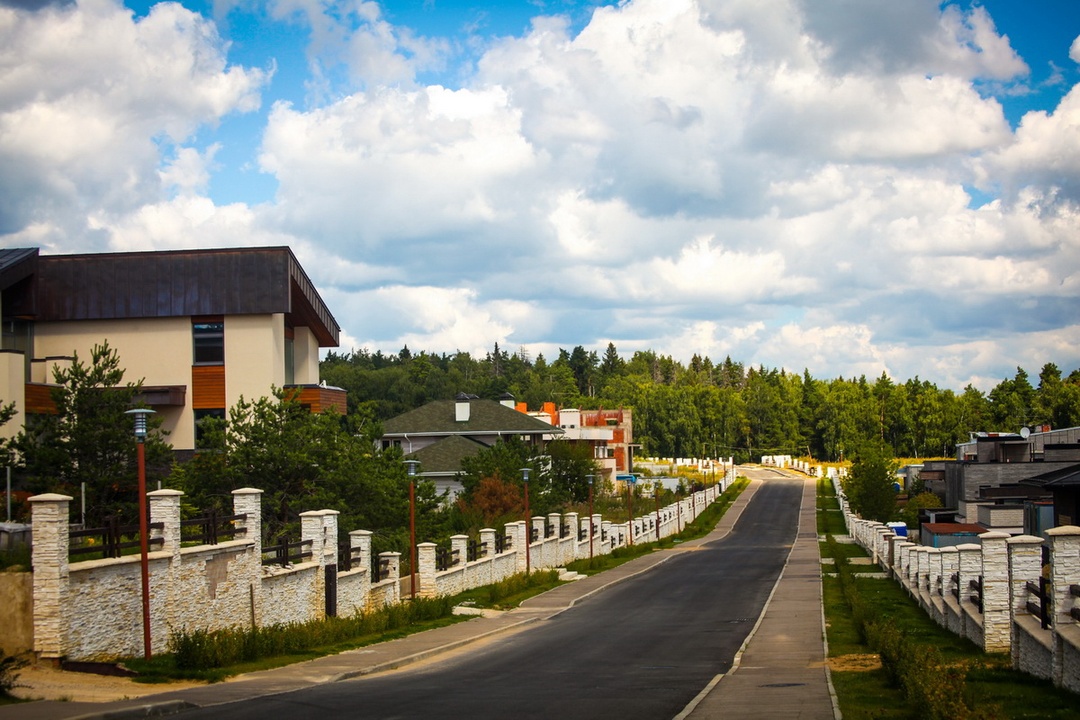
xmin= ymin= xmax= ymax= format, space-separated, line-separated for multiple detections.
xmin=321 ymin=347 xmax=1080 ymax=466
xmin=13 ymin=342 xmax=172 ymax=526
xmin=170 ymin=596 xmax=454 ymax=671
xmin=455 ymin=436 xmax=601 ymax=522
xmin=843 ymin=443 xmax=899 ymax=523
xmin=172 ymin=389 xmax=448 ymax=552
xmin=901 ymin=491 xmax=943 ymax=529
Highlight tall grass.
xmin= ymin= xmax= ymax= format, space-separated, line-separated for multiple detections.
xmin=171 ymin=596 xmax=453 ymax=670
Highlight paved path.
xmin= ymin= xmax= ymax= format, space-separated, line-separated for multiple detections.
xmin=681 ymin=469 xmax=838 ymax=719
xmin=2 ymin=469 xmax=838 ymax=720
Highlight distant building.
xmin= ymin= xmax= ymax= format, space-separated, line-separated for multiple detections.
xmin=380 ymin=393 xmax=563 ymax=499
xmin=527 ymin=404 xmax=633 ymax=482
xmin=0 ymin=246 xmax=344 ymax=453
xmin=921 ymin=426 xmax=1080 ymax=532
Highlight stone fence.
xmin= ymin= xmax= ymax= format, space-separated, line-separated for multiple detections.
xmin=833 ymin=479 xmax=1080 ymax=695
xmin=27 ymin=478 xmax=729 ymax=662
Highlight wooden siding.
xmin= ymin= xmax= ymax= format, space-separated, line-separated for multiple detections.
xmin=24 ymin=383 xmax=58 ymax=414
xmin=284 ymin=385 xmax=347 ymax=414
xmin=192 ymin=365 xmax=226 ymax=409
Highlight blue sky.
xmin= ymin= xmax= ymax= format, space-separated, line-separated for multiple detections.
xmin=2 ymin=0 xmax=1080 ymax=391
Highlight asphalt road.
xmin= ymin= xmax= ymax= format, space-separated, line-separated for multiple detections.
xmin=179 ymin=474 xmax=803 ymax=720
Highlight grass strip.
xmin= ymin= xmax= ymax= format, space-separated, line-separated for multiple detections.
xmin=818 ymin=477 xmax=1080 ymax=720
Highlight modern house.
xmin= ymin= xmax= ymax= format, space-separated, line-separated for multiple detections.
xmin=919 ymin=426 xmax=1080 ymax=533
xmin=0 ymin=246 xmax=344 ymax=453
xmin=380 ymin=393 xmax=563 ymax=498
xmin=523 ymin=404 xmax=633 ymax=482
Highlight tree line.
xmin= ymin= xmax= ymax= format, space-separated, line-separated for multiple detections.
xmin=322 ymin=343 xmax=1080 ymax=462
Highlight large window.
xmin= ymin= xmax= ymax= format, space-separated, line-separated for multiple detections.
xmin=192 ymin=320 xmax=224 ymax=365
xmin=194 ymin=408 xmax=226 ymax=448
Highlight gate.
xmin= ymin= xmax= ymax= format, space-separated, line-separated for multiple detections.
xmin=325 ymin=563 xmax=338 ymax=617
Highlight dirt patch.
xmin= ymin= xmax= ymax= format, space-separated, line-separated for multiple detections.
xmin=828 ymin=654 xmax=882 ymax=672
xmin=9 ymin=663 xmax=204 ymax=703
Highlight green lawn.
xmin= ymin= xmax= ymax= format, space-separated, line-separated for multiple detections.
xmin=817 ymin=477 xmax=1080 ymax=720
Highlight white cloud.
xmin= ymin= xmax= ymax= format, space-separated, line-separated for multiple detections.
xmin=0 ymin=0 xmax=266 ymax=237
xmin=5 ymin=0 xmax=1080 ymax=390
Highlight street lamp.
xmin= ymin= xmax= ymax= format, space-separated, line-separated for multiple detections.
xmin=586 ymin=474 xmax=595 ymax=561
xmin=125 ymin=407 xmax=155 ymax=660
xmin=626 ymin=474 xmax=635 ymax=546
xmin=521 ymin=467 xmax=531 ymax=573
xmin=403 ymin=459 xmax=420 ymax=600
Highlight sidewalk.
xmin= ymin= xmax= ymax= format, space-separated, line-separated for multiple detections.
xmin=1 ymin=474 xmax=837 ymax=720
xmin=680 ymin=472 xmax=839 ymax=720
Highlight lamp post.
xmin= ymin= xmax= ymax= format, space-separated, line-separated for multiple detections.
xmin=125 ymin=408 xmax=155 ymax=660
xmin=626 ymin=474 xmax=635 ymax=546
xmin=586 ymin=474 xmax=595 ymax=561
xmin=521 ymin=467 xmax=531 ymax=573
xmin=403 ymin=459 xmax=420 ymax=600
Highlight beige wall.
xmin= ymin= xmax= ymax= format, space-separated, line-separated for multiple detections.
xmin=26 ymin=314 xmax=316 ymax=451
xmin=224 ymin=314 xmax=285 ymax=409
xmin=293 ymin=325 xmax=320 ymax=385
xmin=34 ymin=318 xmax=196 ymax=448
xmin=0 ymin=351 xmax=25 ymax=441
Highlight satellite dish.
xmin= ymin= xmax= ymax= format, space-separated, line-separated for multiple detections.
xmin=1019 ymin=426 xmax=1031 ymax=439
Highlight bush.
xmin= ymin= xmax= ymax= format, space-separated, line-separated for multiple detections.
xmin=171 ymin=596 xmax=454 ymax=670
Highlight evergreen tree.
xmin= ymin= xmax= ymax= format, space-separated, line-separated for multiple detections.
xmin=14 ymin=342 xmax=172 ymax=526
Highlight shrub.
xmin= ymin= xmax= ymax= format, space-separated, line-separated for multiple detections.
xmin=171 ymin=596 xmax=454 ymax=670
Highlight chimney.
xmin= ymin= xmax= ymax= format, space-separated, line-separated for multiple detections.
xmin=455 ymin=392 xmax=471 ymax=422
xmin=499 ymin=392 xmax=516 ymax=409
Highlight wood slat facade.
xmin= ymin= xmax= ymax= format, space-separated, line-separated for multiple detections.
xmin=192 ymin=366 xmax=226 ymax=409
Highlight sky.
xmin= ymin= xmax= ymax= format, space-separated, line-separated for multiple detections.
xmin=1 ymin=0 xmax=1079 ymax=392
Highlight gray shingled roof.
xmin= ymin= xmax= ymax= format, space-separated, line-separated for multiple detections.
xmin=406 ymin=435 xmax=488 ymax=476
xmin=382 ymin=398 xmax=562 ymax=437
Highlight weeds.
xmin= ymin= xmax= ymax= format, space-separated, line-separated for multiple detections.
xmin=0 ymin=649 xmax=26 ymax=698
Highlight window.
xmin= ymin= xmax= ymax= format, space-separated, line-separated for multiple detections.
xmin=194 ymin=408 xmax=226 ymax=447
xmin=193 ymin=320 xmax=224 ymax=365
xmin=284 ymin=334 xmax=295 ymax=385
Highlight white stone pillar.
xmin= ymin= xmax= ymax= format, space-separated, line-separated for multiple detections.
xmin=564 ymin=512 xmax=579 ymax=564
xmin=232 ymin=488 xmax=263 ymax=555
xmin=980 ymin=531 xmax=1012 ymax=653
xmin=1046 ymin=525 xmax=1080 ymax=691
xmin=451 ymin=534 xmax=468 ymax=569
xmin=380 ymin=551 xmax=401 ymax=604
xmin=479 ymin=528 xmax=496 ymax=559
xmin=416 ymin=542 xmax=437 ymax=597
xmin=148 ymin=489 xmax=182 ymax=557
xmin=29 ymin=493 xmax=72 ymax=661
xmin=148 ymin=488 xmax=182 ymax=647
xmin=1007 ymin=534 xmax=1046 ymax=666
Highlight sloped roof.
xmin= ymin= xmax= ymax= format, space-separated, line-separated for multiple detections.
xmin=407 ymin=435 xmax=488 ymax=476
xmin=1020 ymin=464 xmax=1080 ymax=488
xmin=383 ymin=398 xmax=562 ymax=437
xmin=0 ymin=247 xmax=37 ymax=293
xmin=5 ymin=246 xmax=339 ymax=346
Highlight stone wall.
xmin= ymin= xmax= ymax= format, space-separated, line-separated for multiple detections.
xmin=834 ymin=477 xmax=1080 ymax=696
xmin=26 ymin=477 xmax=731 ymax=661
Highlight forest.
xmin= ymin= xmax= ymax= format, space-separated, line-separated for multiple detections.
xmin=322 ymin=343 xmax=1080 ymax=463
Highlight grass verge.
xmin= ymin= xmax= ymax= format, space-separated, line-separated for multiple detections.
xmin=819 ymin=477 xmax=1080 ymax=720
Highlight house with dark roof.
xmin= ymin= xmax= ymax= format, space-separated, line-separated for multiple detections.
xmin=0 ymin=246 xmax=344 ymax=452
xmin=1020 ymin=451 xmax=1080 ymax=531
xmin=380 ymin=393 xmax=563 ymax=498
